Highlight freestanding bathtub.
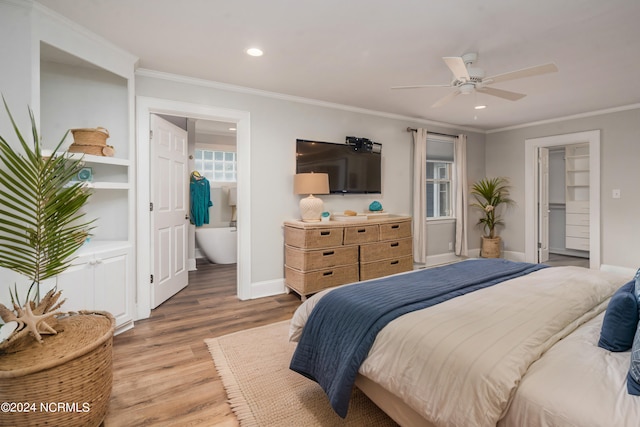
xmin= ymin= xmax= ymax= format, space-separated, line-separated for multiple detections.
xmin=195 ymin=227 xmax=237 ymax=264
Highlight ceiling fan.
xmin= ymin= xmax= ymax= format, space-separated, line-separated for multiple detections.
xmin=392 ymin=52 xmax=558 ymax=108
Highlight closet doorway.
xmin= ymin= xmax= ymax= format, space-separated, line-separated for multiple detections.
xmin=524 ymin=130 xmax=600 ymax=269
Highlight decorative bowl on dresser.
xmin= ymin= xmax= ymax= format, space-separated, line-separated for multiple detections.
xmin=284 ymin=215 xmax=413 ymax=300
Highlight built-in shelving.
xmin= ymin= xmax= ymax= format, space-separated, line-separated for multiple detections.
xmin=40 ymin=37 xmax=136 ymax=333
xmin=565 ymin=143 xmax=589 ymax=252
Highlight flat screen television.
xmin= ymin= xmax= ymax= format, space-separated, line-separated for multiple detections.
xmin=296 ymin=139 xmax=381 ymax=194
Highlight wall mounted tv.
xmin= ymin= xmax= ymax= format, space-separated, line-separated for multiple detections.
xmin=296 ymin=139 xmax=382 ymax=194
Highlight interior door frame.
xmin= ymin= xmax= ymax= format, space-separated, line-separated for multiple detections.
xmin=524 ymin=130 xmax=600 ymax=269
xmin=136 ymin=96 xmax=251 ymax=320
xmin=537 ymin=146 xmax=550 ymax=263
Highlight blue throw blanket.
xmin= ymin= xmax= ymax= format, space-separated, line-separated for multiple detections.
xmin=289 ymin=258 xmax=547 ymax=418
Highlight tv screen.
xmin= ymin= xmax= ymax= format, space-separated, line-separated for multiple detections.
xmin=296 ymin=139 xmax=381 ymax=194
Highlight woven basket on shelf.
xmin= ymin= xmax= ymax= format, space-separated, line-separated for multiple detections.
xmin=70 ymin=127 xmax=109 ymax=146
xmin=68 ymin=127 xmax=114 ymax=157
xmin=0 ymin=311 xmax=115 ymax=427
xmin=67 ymin=143 xmax=115 ymax=157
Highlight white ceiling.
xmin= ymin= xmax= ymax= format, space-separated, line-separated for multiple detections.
xmin=36 ymin=0 xmax=640 ymax=131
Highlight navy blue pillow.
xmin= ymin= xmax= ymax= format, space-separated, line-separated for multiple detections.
xmin=598 ymin=280 xmax=638 ymax=352
xmin=627 ymin=269 xmax=640 ymax=395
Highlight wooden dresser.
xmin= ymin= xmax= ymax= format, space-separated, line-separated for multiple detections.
xmin=284 ymin=215 xmax=412 ymax=300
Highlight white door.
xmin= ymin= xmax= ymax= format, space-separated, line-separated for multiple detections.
xmin=150 ymin=115 xmax=189 ymax=308
xmin=538 ymin=147 xmax=550 ymax=263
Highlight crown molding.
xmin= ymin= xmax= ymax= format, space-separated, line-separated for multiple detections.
xmin=32 ymin=1 xmax=138 ymax=66
xmin=135 ymin=68 xmax=485 ymax=135
xmin=487 ymin=103 xmax=640 ymax=134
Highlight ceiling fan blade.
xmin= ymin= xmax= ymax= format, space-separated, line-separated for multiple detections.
xmin=431 ymin=90 xmax=460 ymax=108
xmin=476 ymin=86 xmax=526 ymax=101
xmin=484 ymin=63 xmax=558 ymax=85
xmin=443 ymin=56 xmax=470 ymax=81
xmin=391 ymin=84 xmax=451 ymax=90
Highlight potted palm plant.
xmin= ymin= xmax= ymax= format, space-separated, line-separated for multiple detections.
xmin=0 ymin=100 xmax=115 ymax=427
xmin=470 ymin=177 xmax=514 ymax=258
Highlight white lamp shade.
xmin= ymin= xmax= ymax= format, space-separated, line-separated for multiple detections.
xmin=294 ymin=173 xmax=329 ymax=195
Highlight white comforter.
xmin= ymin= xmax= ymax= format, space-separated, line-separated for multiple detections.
xmin=500 ymin=312 xmax=640 ymax=427
xmin=290 ymin=266 xmax=628 ymax=427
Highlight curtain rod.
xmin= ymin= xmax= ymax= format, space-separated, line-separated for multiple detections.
xmin=406 ymin=127 xmax=457 ymax=138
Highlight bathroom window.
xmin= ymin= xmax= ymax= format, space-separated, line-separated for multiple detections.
xmin=194 ymin=149 xmax=237 ymax=182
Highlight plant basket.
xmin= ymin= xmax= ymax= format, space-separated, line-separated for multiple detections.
xmin=0 ymin=311 xmax=115 ymax=427
xmin=481 ymin=236 xmax=502 ymax=258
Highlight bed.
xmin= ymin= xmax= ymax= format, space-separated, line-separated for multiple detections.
xmin=288 ymin=259 xmax=639 ymax=427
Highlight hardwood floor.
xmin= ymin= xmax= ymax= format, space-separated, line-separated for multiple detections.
xmin=103 ymin=260 xmax=301 ymax=426
xmin=545 ymin=253 xmax=590 ymax=268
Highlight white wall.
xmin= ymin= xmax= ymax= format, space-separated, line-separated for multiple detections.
xmin=0 ymin=1 xmax=36 ymax=133
xmin=485 ymin=107 xmax=640 ymax=269
xmin=136 ymin=72 xmax=486 ymax=287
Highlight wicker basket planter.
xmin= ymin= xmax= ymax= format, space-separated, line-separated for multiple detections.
xmin=480 ymin=236 xmax=502 ymax=258
xmin=0 ymin=311 xmax=115 ymax=427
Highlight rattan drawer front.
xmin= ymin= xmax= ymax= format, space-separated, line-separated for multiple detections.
xmin=379 ymin=220 xmax=412 ymax=241
xmin=343 ymin=224 xmax=379 ymax=245
xmin=359 ymin=255 xmax=413 ymax=281
xmin=284 ymin=244 xmax=358 ymax=271
xmin=284 ymin=225 xmax=344 ymax=249
xmin=359 ymin=237 xmax=413 ymax=263
xmin=285 ymin=264 xmax=359 ymax=296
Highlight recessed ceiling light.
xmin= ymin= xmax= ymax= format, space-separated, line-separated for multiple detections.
xmin=246 ymin=48 xmax=263 ymax=57
xmin=229 ymin=127 xmax=237 ymax=131
xmin=474 ymin=105 xmax=487 ymax=110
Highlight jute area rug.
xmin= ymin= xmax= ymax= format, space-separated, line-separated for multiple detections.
xmin=205 ymin=320 xmax=398 ymax=426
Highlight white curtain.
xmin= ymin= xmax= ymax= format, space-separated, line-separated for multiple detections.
xmin=412 ymin=128 xmax=427 ymax=264
xmin=454 ymin=134 xmax=469 ymax=256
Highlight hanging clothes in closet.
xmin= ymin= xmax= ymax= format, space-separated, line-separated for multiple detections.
xmin=190 ymin=171 xmax=213 ymax=227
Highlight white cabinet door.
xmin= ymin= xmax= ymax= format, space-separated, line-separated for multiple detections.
xmin=94 ymin=250 xmax=131 ymax=328
xmin=55 ymin=245 xmax=133 ymax=333
xmin=54 ymin=261 xmax=94 ymax=313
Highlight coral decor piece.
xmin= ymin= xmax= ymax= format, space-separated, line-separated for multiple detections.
xmin=0 ymin=290 xmax=65 ymax=349
xmin=369 ymin=201 xmax=383 ymax=211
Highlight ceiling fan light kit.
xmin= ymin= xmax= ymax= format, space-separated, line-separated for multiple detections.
xmin=391 ymin=52 xmax=558 ymax=108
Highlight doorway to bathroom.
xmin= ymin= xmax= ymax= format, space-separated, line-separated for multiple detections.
xmin=151 ymin=114 xmax=238 ymax=306
xmin=190 ymin=119 xmax=238 ymax=266
xmin=136 ymin=96 xmax=251 ymax=321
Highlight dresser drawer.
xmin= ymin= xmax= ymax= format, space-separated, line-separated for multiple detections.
xmin=284 ymin=225 xmax=343 ymax=249
xmin=285 ymin=264 xmax=359 ymax=297
xmin=566 ymin=225 xmax=589 ymax=239
xmin=359 ymin=237 xmax=413 ymax=263
xmin=359 ymin=255 xmax=413 ymax=281
xmin=379 ymin=220 xmax=412 ymax=240
xmin=566 ymin=213 xmax=589 ymax=226
xmin=285 ymin=244 xmax=358 ymax=271
xmin=566 ymin=236 xmax=590 ymax=251
xmin=343 ymin=224 xmax=379 ymax=245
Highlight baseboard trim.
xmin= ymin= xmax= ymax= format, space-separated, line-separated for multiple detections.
xmin=250 ymin=278 xmax=286 ymax=299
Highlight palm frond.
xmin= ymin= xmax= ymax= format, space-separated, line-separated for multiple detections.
xmin=469 ymin=177 xmax=514 ymax=238
xmin=0 ymin=99 xmax=93 ymax=299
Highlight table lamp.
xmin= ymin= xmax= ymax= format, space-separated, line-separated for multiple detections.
xmin=294 ymin=173 xmax=329 ymax=222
